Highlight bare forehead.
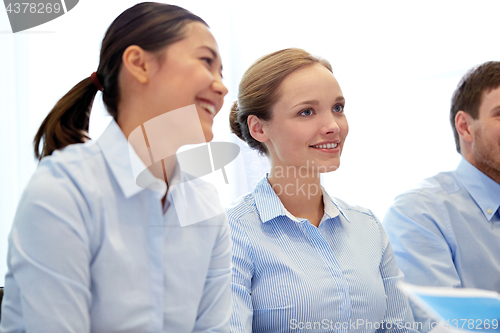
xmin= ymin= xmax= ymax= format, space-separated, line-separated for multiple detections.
xmin=279 ymin=64 xmax=341 ymax=98
xmin=480 ymin=85 xmax=500 ymax=113
xmin=182 ymin=21 xmax=218 ymax=50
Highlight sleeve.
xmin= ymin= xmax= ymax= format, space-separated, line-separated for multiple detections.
xmin=382 ymin=192 xmax=460 ymax=333
xmin=229 ymin=219 xmax=254 ymax=333
xmin=1 ymin=168 xmax=93 ymax=333
xmin=377 ymin=222 xmax=420 ymax=333
xmin=193 ymin=216 xmax=232 ymax=333
xmin=382 ymin=191 xmax=461 ymax=288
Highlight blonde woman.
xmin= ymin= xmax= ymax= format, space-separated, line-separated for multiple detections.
xmin=228 ymin=48 xmax=417 ymax=333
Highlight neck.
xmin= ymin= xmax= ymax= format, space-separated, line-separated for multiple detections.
xmin=116 ymin=107 xmax=178 ymax=196
xmin=268 ymin=166 xmax=324 ymax=227
xmin=462 ymin=150 xmax=500 ymax=185
xmin=471 ymin=159 xmax=500 ymax=185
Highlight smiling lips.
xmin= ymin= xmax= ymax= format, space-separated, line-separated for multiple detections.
xmin=311 ymin=142 xmax=338 ymax=149
xmin=196 ymin=99 xmax=217 ymax=116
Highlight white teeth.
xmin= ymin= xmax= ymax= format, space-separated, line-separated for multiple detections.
xmin=312 ymin=143 xmax=338 ymax=149
xmin=198 ymin=101 xmax=216 ymax=115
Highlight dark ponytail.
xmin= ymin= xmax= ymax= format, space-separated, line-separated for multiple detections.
xmin=33 ymin=2 xmax=207 ymax=160
xmin=34 ymin=77 xmax=98 ymax=159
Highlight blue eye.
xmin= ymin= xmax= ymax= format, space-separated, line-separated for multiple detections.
xmin=299 ymin=108 xmax=314 ymax=116
xmin=333 ymin=104 xmax=344 ymax=113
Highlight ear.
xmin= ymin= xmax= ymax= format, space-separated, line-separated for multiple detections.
xmin=121 ymin=45 xmax=151 ymax=85
xmin=247 ymin=115 xmax=269 ymax=143
xmin=455 ymin=111 xmax=474 ymax=143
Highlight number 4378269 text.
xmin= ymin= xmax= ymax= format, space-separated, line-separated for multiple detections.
xmin=5 ymin=3 xmax=62 ymax=14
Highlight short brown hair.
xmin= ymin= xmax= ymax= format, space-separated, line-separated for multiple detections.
xmin=450 ymin=61 xmax=500 ymax=153
xmin=229 ymin=48 xmax=332 ymax=155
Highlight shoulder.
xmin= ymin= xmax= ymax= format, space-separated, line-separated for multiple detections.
xmin=13 ymin=142 xmax=107 ymax=240
xmin=396 ymin=171 xmax=462 ymax=203
xmin=21 ymin=142 xmax=105 ymax=212
xmin=382 ymin=172 xmax=461 ymax=231
xmin=224 ymin=192 xmax=267 ymax=246
xmin=37 ymin=141 xmax=103 ymax=184
xmin=225 ymin=192 xmax=259 ymax=224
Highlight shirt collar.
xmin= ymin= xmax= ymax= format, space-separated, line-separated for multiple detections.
xmin=252 ymin=175 xmax=350 ymax=224
xmin=322 ymin=189 xmax=350 ymax=222
xmin=96 ymin=119 xmax=167 ymax=200
xmin=456 ymin=158 xmax=500 ymax=221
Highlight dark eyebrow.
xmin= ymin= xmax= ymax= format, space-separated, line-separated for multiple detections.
xmin=292 ymin=96 xmax=345 ymax=108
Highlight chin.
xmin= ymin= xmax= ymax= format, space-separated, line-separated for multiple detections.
xmin=318 ymin=165 xmax=340 ymax=174
xmin=203 ymin=130 xmax=213 ymax=142
xmin=313 ymin=159 xmax=340 ymax=174
xmin=329 ymin=165 xmax=340 ymax=172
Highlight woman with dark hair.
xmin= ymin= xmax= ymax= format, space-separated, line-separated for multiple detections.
xmin=1 ymin=3 xmax=230 ymax=332
xmin=228 ymin=48 xmax=417 ymax=333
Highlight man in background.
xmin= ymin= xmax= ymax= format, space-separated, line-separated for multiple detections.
xmin=383 ymin=61 xmax=500 ymax=330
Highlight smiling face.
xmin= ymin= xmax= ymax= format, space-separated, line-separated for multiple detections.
xmin=147 ymin=21 xmax=228 ymax=141
xmin=469 ymin=85 xmax=500 ymax=183
xmin=262 ymin=63 xmax=348 ymax=175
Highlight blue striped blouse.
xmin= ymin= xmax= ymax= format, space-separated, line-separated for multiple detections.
xmin=227 ymin=176 xmax=418 ymax=333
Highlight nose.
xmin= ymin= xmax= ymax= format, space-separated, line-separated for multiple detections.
xmin=212 ymin=75 xmax=228 ymax=97
xmin=324 ymin=114 xmax=341 ymax=135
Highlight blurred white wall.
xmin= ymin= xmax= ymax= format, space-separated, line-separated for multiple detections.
xmin=1 ymin=0 xmax=499 ymax=285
